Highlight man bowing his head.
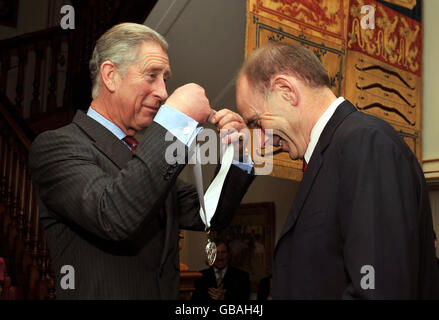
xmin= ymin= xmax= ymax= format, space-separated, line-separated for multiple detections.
xmin=236 ymin=42 xmax=439 ymax=299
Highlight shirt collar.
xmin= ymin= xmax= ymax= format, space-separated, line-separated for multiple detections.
xmin=213 ymin=266 xmax=228 ymax=275
xmin=86 ymin=106 xmax=127 ymax=140
xmin=304 ymin=96 xmax=345 ymax=163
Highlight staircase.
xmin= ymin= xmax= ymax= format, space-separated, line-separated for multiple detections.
xmin=0 ymin=101 xmax=53 ymax=299
xmin=0 ymin=26 xmax=69 ymax=299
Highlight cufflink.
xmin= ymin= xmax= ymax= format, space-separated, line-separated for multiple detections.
xmin=183 ymin=126 xmax=191 ymax=135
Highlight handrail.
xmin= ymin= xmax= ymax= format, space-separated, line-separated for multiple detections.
xmin=0 ymin=27 xmax=69 ymax=49
xmin=0 ymin=94 xmax=33 ymax=149
xmin=0 ymin=25 xmax=73 ymax=134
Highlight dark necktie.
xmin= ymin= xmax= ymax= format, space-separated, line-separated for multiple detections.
xmin=123 ymin=136 xmax=138 ymax=154
xmin=302 ymin=160 xmax=308 ymax=173
xmin=216 ymin=269 xmax=225 ymax=286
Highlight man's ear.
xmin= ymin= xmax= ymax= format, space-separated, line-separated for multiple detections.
xmin=100 ymin=61 xmax=118 ymax=93
xmin=270 ymin=75 xmax=299 ymax=106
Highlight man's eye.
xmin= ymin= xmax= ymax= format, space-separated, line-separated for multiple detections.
xmin=148 ymin=74 xmax=158 ymax=79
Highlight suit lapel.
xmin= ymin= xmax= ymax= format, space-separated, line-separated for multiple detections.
xmin=72 ymin=110 xmax=132 ymax=169
xmin=275 ymin=101 xmax=357 ymax=253
xmin=276 ymin=150 xmax=323 ymax=247
xmin=207 ymin=268 xmax=217 ymax=288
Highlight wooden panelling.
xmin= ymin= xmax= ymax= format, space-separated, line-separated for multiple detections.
xmin=245 ymin=0 xmax=423 ymax=180
xmin=344 ymin=0 xmax=423 ymax=163
xmin=248 ymin=0 xmax=349 ymax=46
xmin=345 ymin=51 xmax=420 ymax=128
xmin=347 ymin=0 xmax=422 ymax=76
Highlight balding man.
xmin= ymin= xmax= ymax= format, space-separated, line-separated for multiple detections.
xmin=235 ymin=42 xmax=439 ymax=299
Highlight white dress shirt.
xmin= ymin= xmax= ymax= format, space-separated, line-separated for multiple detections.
xmin=304 ymin=97 xmax=345 ymax=164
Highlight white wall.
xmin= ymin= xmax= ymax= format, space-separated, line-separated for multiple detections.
xmin=0 ymin=0 xmax=49 ymax=40
xmin=0 ymin=0 xmax=72 ymax=40
xmin=422 ymin=0 xmax=439 ymax=162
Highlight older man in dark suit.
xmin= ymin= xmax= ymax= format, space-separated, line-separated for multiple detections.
xmin=235 ymin=42 xmax=439 ymax=299
xmin=29 ymin=23 xmax=253 ymax=299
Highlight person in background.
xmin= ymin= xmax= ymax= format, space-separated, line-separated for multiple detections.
xmin=192 ymin=240 xmax=250 ymax=300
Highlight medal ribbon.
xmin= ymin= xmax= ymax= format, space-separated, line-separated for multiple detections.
xmin=192 ymin=142 xmax=235 ymax=230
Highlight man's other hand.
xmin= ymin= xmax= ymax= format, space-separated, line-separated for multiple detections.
xmin=209 ymin=108 xmax=250 ymax=156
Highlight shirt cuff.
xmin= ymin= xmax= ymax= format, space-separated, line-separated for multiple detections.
xmin=154 ymin=104 xmax=201 ymax=146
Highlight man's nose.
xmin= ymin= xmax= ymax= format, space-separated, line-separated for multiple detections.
xmin=156 ymin=79 xmax=168 ymax=101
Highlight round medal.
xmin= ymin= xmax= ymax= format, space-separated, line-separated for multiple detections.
xmin=205 ymin=239 xmax=217 ymax=266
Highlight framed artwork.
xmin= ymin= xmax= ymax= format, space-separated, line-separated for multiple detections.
xmin=0 ymin=0 xmax=19 ymax=27
xmin=216 ymin=202 xmax=275 ymax=292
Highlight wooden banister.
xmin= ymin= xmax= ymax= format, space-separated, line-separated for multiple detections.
xmin=0 ymin=100 xmax=30 ymax=150
xmin=0 ymin=27 xmax=72 ymax=133
xmin=0 ymin=98 xmax=54 ymax=299
xmin=0 ymin=27 xmax=68 ymax=50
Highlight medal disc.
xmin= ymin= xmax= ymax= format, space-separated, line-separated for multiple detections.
xmin=205 ymin=239 xmax=217 ymax=266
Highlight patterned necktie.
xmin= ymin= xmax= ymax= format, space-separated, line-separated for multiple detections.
xmin=216 ymin=269 xmax=224 ymax=286
xmin=123 ymin=136 xmax=138 ymax=154
xmin=302 ymin=160 xmax=308 ymax=173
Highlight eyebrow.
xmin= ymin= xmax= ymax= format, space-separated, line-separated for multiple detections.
xmin=145 ymin=67 xmax=172 ymax=79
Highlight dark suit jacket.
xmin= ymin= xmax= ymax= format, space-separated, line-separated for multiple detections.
xmin=273 ymin=100 xmax=439 ymax=299
xmin=29 ymin=110 xmax=254 ymax=299
xmin=191 ymin=265 xmax=250 ymax=300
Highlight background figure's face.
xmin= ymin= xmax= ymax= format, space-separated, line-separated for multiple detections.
xmin=214 ymin=243 xmax=229 ymax=270
xmin=236 ymin=76 xmax=302 ymax=160
xmin=113 ymin=42 xmax=170 ymax=135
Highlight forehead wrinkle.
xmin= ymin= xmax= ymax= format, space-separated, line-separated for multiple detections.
xmin=137 ymin=45 xmax=169 ymax=71
xmin=140 ymin=58 xmax=169 ymax=72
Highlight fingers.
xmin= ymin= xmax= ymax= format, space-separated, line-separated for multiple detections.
xmin=208 ymin=108 xmax=250 ymax=156
xmin=210 ymin=109 xmax=247 ymax=134
xmin=208 ymin=109 xmax=217 ymax=123
xmin=210 ymin=109 xmax=242 ymax=128
xmin=208 ymin=287 xmax=225 ymax=300
xmin=165 ymin=83 xmax=211 ymax=123
xmin=208 ymin=288 xmax=219 ymax=300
